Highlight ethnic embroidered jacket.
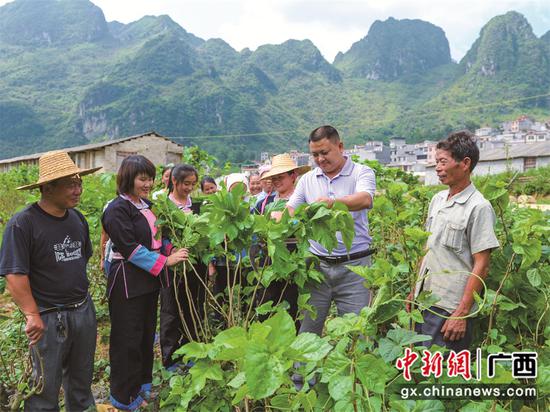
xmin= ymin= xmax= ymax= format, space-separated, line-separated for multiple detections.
xmin=102 ymin=195 xmax=172 ymax=299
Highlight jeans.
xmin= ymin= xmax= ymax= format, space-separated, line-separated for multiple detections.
xmin=299 ymin=256 xmax=371 ymax=336
xmin=25 ymin=296 xmax=97 ymax=412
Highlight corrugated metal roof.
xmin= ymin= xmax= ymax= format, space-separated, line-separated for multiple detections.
xmin=478 ymin=141 xmax=550 ymax=161
xmin=0 ymin=131 xmax=183 ymax=165
xmin=425 ymin=141 xmax=550 ymax=169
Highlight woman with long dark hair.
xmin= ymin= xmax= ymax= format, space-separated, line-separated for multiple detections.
xmin=102 ymin=155 xmax=188 ymax=410
xmin=160 ymin=164 xmax=209 ymax=370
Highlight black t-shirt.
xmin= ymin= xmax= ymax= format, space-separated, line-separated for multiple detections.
xmin=0 ymin=203 xmax=92 ymax=307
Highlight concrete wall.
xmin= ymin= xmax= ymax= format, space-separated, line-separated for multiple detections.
xmin=103 ymin=136 xmax=183 ymax=172
xmin=0 ymin=135 xmax=183 ymax=174
xmin=474 ymin=158 xmax=524 ymax=176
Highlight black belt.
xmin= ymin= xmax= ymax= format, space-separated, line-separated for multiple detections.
xmin=315 ymin=249 xmax=376 ymax=265
xmin=39 ymin=295 xmax=88 ymax=315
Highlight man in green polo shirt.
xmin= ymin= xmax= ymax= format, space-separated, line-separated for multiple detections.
xmin=408 ymin=130 xmax=499 ymax=351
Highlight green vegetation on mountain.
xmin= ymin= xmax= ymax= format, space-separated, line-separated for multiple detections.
xmin=0 ymin=0 xmax=549 ymax=163
xmin=334 ymin=17 xmax=452 ymax=80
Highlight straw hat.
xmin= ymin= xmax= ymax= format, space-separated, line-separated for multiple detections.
xmin=260 ymin=153 xmax=310 ymax=180
xmin=17 ymin=151 xmax=102 ymax=190
xmin=258 ymin=164 xmax=271 ymax=178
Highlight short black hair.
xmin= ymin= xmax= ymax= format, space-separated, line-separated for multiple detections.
xmin=117 ymin=155 xmax=156 ymax=195
xmin=200 ymin=176 xmax=217 ymax=191
xmin=437 ymin=130 xmax=479 ymax=172
xmin=168 ymin=164 xmax=198 ymax=193
xmin=309 ymin=125 xmax=341 ymax=144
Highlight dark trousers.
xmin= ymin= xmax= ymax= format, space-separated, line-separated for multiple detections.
xmin=257 ymin=280 xmax=300 ymax=328
xmin=253 ymin=244 xmax=299 ymax=327
xmin=160 ymin=264 xmax=207 ymax=368
xmin=109 ymin=288 xmax=159 ymax=409
xmin=26 ymin=297 xmax=96 ymax=412
xmin=213 ymin=264 xmax=244 ymax=307
xmin=415 ymin=306 xmax=473 ymax=352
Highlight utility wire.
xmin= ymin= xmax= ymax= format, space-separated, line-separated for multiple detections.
xmin=172 ymin=92 xmax=550 ymax=140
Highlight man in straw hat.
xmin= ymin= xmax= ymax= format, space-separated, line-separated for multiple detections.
xmin=286 ymin=125 xmax=376 ymax=337
xmin=254 ymin=153 xmax=310 ymax=325
xmin=0 ymin=151 xmax=100 ymax=411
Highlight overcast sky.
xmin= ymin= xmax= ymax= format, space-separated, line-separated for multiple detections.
xmin=2 ymin=0 xmax=549 ymax=61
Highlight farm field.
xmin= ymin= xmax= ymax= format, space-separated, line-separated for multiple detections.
xmin=0 ymin=158 xmax=548 ymax=411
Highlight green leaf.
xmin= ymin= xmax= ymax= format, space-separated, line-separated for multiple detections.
xmin=334 ymin=398 xmax=355 ymax=412
xmin=269 ymin=394 xmax=292 ymax=410
xmin=379 ymin=328 xmax=431 ymax=362
xmin=211 ymin=327 xmax=248 ymax=361
xmin=310 ymin=206 xmax=332 ymax=221
xmin=516 ymin=238 xmax=542 ymax=268
xmin=326 ymin=313 xmax=363 ymax=336
xmin=321 ymin=348 xmax=351 ymax=382
xmin=293 ymin=390 xmax=318 ymax=412
xmin=356 ymin=354 xmax=394 ymax=394
xmin=367 ymin=299 xmax=403 ymax=324
xmin=537 ymin=364 xmax=550 ymax=395
xmin=175 ymin=341 xmax=210 ymax=359
xmin=244 ymin=342 xmax=286 ymax=399
xmin=263 ymin=310 xmax=297 ymax=350
xmin=232 ymin=384 xmax=249 ymax=405
xmin=328 ymin=375 xmax=353 ymax=401
xmin=526 ymin=268 xmax=541 ymax=287
xmin=227 ymin=372 xmax=246 ymax=389
xmin=288 ymin=333 xmax=333 ymax=362
xmin=412 ymin=400 xmax=446 ymax=412
xmin=410 ymin=309 xmax=424 ymax=324
xmin=255 ymin=301 xmax=276 ymax=315
xmin=188 ymin=360 xmax=223 ymax=394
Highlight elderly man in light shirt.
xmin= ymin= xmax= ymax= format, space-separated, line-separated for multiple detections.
xmin=286 ymin=125 xmax=376 ymax=336
xmin=407 ymin=130 xmax=499 ymax=351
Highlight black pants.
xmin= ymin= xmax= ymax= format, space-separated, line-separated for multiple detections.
xmin=254 ymin=244 xmax=300 ymax=328
xmin=257 ymin=280 xmax=300 ymax=327
xmin=160 ymin=263 xmax=207 ymax=367
xmin=109 ymin=286 xmax=158 ymax=408
xmin=415 ymin=306 xmax=473 ymax=352
xmin=213 ymin=264 xmax=245 ymax=307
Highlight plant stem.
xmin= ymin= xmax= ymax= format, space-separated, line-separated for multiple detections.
xmin=485 ymin=253 xmax=516 ymax=344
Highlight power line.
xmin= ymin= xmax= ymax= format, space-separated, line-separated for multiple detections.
xmin=172 ymin=92 xmax=550 ymax=140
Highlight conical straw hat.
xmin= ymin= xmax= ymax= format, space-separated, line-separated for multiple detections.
xmin=261 ymin=153 xmax=310 ymax=180
xmin=17 ymin=151 xmax=102 ymax=190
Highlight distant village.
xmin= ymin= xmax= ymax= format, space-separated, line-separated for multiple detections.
xmin=254 ymin=115 xmax=550 ymax=185
xmin=1 ymin=115 xmax=549 ymax=186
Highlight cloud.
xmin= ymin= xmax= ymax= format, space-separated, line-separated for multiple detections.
xmin=0 ymin=0 xmax=548 ymax=62
xmin=278 ymin=0 xmax=550 ymax=61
